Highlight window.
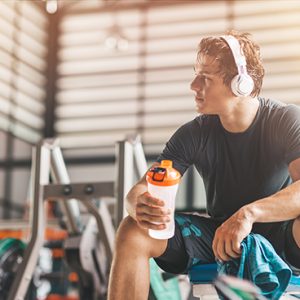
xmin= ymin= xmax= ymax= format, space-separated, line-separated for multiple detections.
xmin=0 ymin=1 xmax=48 ymax=143
xmin=56 ymin=0 xmax=300 ymax=157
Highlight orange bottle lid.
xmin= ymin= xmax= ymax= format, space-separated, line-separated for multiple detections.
xmin=146 ymin=160 xmax=181 ymax=186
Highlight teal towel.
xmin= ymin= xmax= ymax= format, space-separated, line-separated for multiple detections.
xmin=218 ymin=233 xmax=292 ymax=299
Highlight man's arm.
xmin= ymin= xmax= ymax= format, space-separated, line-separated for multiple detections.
xmin=212 ymin=157 xmax=300 ymax=261
xmin=125 ymin=162 xmax=171 ymax=230
xmin=244 ymin=157 xmax=300 ymax=223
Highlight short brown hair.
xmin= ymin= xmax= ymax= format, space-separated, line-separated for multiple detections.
xmin=197 ymin=30 xmax=265 ymax=97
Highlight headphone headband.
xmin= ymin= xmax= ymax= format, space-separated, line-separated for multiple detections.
xmin=221 ymin=35 xmax=247 ymax=74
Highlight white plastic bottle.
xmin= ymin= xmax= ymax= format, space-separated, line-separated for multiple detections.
xmin=146 ymin=160 xmax=181 ymax=239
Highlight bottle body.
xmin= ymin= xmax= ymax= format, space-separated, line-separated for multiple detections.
xmin=148 ymin=182 xmax=178 ymax=239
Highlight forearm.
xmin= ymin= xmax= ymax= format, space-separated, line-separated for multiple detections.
xmin=125 ymin=177 xmax=147 ymax=220
xmin=126 ymin=162 xmax=160 ymax=220
xmin=244 ymin=180 xmax=300 ymax=223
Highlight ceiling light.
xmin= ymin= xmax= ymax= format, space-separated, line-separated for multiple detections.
xmin=104 ymin=24 xmax=129 ymax=52
xmin=46 ymin=0 xmax=58 ymax=14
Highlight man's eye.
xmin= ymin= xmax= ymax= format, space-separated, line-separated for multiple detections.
xmin=194 ymin=74 xmax=211 ymax=83
xmin=198 ymin=75 xmax=208 ymax=81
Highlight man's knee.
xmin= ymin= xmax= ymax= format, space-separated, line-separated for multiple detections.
xmin=115 ymin=216 xmax=146 ymax=245
xmin=115 ymin=216 xmax=167 ymax=257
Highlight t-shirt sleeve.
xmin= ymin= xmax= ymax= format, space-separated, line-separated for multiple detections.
xmin=281 ymin=105 xmax=300 ymax=164
xmin=156 ymin=121 xmax=199 ymax=176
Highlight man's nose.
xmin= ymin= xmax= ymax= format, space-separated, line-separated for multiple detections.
xmin=190 ymin=76 xmax=201 ymax=92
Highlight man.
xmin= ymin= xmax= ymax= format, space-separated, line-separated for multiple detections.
xmin=108 ymin=30 xmax=300 ymax=300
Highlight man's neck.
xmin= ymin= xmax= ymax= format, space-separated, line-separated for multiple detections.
xmin=219 ymin=97 xmax=260 ymax=133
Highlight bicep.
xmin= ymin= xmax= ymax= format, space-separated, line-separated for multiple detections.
xmin=288 ymin=157 xmax=300 ymax=182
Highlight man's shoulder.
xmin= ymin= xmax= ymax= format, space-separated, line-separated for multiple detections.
xmin=260 ymin=97 xmax=286 ymax=111
xmin=260 ymin=97 xmax=300 ymax=118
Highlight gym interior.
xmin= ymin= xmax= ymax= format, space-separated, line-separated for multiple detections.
xmin=0 ymin=0 xmax=300 ymax=299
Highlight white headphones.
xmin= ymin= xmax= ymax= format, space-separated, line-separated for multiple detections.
xmin=221 ymin=35 xmax=254 ymax=97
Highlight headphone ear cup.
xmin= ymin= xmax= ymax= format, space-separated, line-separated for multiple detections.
xmin=231 ymin=75 xmax=240 ymax=96
xmin=231 ymin=74 xmax=254 ymax=97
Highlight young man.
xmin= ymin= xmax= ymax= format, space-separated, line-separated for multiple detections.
xmin=108 ymin=30 xmax=300 ymax=300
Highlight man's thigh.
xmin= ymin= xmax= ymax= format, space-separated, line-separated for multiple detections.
xmin=282 ymin=220 xmax=300 ymax=271
xmin=253 ymin=220 xmax=300 ymax=272
xmin=154 ymin=213 xmax=221 ymax=274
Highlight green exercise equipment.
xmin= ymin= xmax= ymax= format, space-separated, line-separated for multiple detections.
xmin=149 ymin=258 xmax=182 ymax=300
xmin=0 ymin=238 xmax=26 ymax=300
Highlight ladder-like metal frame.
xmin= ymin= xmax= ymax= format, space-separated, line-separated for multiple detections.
xmin=115 ymin=135 xmax=148 ymax=227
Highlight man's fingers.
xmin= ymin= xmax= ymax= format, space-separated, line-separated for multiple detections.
xmin=138 ymin=220 xmax=166 ymax=230
xmin=213 ymin=236 xmax=232 ymax=262
xmin=136 ymin=212 xmax=170 ymax=224
xmin=136 ymin=193 xmax=171 ymax=229
xmin=224 ymin=239 xmax=240 ymax=259
xmin=137 ymin=203 xmax=170 ymax=216
xmin=214 ymin=235 xmax=242 ymax=262
xmin=213 ymin=237 xmax=223 ymax=261
xmin=217 ymin=240 xmax=231 ymax=261
xmin=232 ymin=240 xmax=242 ymax=255
xmin=138 ymin=192 xmax=165 ymax=207
xmin=212 ymin=237 xmax=218 ymax=258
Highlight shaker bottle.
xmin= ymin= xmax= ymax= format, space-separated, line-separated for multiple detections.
xmin=146 ymin=160 xmax=181 ymax=239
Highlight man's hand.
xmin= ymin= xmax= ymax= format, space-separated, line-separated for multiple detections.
xmin=212 ymin=207 xmax=254 ymax=262
xmin=135 ymin=191 xmax=171 ymax=230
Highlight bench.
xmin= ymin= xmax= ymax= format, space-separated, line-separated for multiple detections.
xmin=188 ymin=263 xmax=300 ymax=299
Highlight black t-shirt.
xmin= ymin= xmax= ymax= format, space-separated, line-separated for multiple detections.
xmin=157 ymin=98 xmax=300 ymax=220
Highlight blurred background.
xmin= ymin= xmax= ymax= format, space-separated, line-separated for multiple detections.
xmin=1 ymin=0 xmax=300 ymax=219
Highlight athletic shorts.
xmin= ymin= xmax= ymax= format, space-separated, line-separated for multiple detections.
xmin=154 ymin=213 xmax=300 ymax=275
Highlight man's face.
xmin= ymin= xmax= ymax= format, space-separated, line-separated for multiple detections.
xmin=190 ymin=54 xmax=233 ymax=115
